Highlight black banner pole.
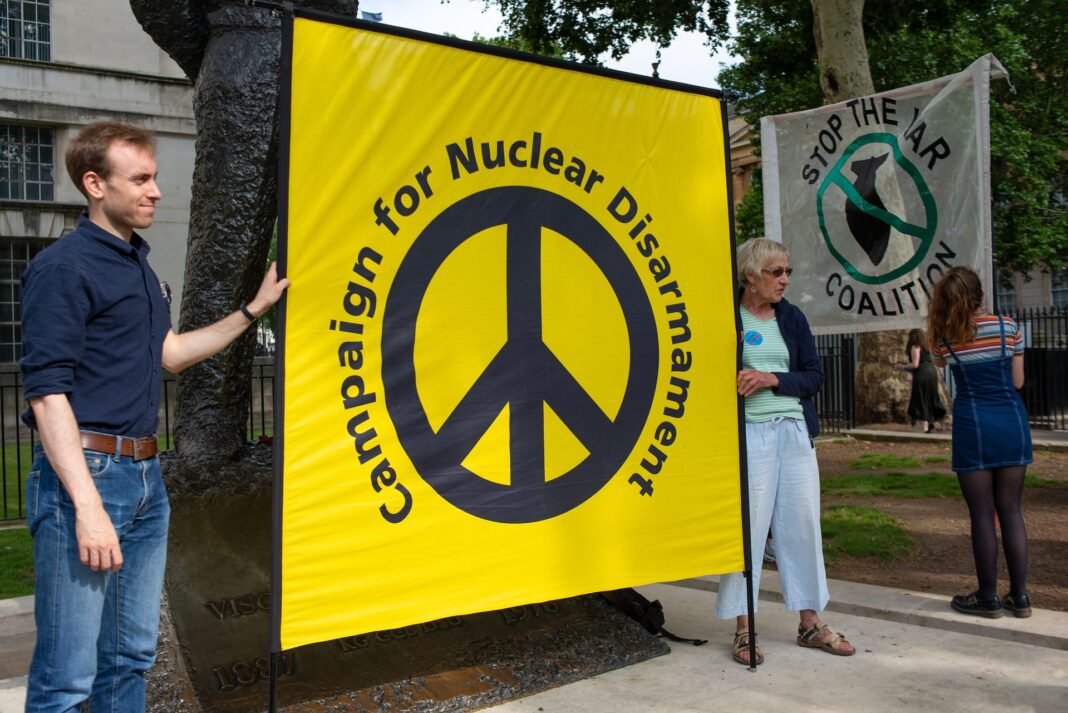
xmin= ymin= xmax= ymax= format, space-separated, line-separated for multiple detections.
xmin=720 ymin=98 xmax=758 ymax=671
xmin=267 ymin=4 xmax=295 ymax=712
xmin=268 ymin=652 xmax=280 ymax=712
xmin=744 ymin=573 xmax=757 ymax=671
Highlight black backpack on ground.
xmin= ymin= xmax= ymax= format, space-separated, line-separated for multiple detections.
xmin=600 ymin=588 xmax=707 ymax=646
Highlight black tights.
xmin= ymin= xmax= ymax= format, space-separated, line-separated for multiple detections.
xmin=957 ymin=466 xmax=1029 ymax=599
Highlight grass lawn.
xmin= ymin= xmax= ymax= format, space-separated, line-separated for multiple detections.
xmin=1 ymin=442 xmax=33 ymax=520
xmin=818 ymin=450 xmax=1059 ymax=566
xmin=850 ymin=453 xmax=920 ymax=469
xmin=0 ymin=526 xmax=33 ymax=599
xmin=827 ymin=453 xmax=1056 ymax=499
xmin=821 ymin=505 xmax=915 ymax=564
xmin=824 ymin=471 xmax=963 ymax=498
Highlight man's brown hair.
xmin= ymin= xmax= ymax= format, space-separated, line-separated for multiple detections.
xmin=65 ymin=122 xmax=156 ymax=198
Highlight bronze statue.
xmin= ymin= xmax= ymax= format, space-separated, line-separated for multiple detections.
xmin=130 ymin=1 xmax=359 ymax=465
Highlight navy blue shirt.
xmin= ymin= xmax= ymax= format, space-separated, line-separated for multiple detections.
xmin=20 ymin=215 xmax=172 ymax=437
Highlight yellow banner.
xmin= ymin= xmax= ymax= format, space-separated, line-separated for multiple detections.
xmin=280 ymin=16 xmax=741 ymax=650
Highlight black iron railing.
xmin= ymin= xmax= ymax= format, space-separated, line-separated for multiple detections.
xmin=1 ymin=311 xmax=1063 ymax=520
xmin=815 ymin=333 xmax=856 ymax=435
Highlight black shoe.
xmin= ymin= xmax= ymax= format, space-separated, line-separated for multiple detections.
xmin=1002 ymin=593 xmax=1032 ymax=618
xmin=951 ymin=592 xmax=1004 ymax=618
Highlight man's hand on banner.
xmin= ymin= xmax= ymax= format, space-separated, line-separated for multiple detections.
xmin=737 ymin=369 xmax=779 ymax=397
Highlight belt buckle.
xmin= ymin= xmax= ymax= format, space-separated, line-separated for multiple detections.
xmin=132 ymin=437 xmax=152 ymax=461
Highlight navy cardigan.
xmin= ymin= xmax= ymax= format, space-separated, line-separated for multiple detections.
xmin=741 ymin=294 xmax=825 ymax=438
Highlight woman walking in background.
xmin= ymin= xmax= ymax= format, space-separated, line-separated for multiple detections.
xmin=928 ymin=266 xmax=1033 ymax=618
xmin=895 ymin=328 xmax=946 ymax=433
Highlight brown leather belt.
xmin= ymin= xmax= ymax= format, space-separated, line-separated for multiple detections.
xmin=80 ymin=431 xmax=159 ymax=461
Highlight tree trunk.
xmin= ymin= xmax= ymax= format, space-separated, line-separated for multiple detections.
xmin=810 ymin=0 xmax=873 ymax=102
xmin=855 ymin=330 xmax=911 ymax=423
xmin=810 ymin=0 xmax=909 ymax=424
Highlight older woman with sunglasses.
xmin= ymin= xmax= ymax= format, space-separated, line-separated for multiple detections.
xmin=715 ymin=238 xmax=855 ymax=665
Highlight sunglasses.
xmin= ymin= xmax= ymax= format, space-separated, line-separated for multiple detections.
xmin=761 ymin=267 xmax=794 ymax=278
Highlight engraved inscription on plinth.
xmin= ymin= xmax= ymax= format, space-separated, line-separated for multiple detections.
xmin=160 ymin=475 xmax=668 ymax=712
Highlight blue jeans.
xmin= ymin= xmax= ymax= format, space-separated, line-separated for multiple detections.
xmin=715 ymin=419 xmax=829 ymax=618
xmin=25 ymin=443 xmax=169 ymax=713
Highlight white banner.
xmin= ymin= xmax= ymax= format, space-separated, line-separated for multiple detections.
xmin=761 ymin=54 xmax=1007 ymax=334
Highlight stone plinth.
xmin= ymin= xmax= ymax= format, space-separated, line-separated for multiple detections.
xmin=147 ymin=446 xmax=668 ymax=712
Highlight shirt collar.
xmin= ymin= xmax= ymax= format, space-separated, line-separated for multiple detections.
xmin=78 ymin=214 xmax=152 ymax=258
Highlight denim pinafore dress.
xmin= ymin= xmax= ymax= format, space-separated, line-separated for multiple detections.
xmin=942 ymin=317 xmax=1033 ymax=473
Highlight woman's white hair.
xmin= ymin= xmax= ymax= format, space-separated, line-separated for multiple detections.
xmin=736 ymin=237 xmax=790 ymax=287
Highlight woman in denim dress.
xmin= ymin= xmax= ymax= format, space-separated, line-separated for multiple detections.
xmin=929 ymin=266 xmax=1033 ymax=618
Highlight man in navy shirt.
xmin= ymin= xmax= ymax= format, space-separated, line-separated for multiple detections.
xmin=19 ymin=121 xmax=288 ymax=712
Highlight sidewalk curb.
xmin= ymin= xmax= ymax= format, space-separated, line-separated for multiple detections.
xmin=5 ymin=576 xmax=1068 ymax=651
xmin=671 ymin=574 xmax=1068 ymax=652
xmin=0 ymin=597 xmax=32 ymax=638
xmin=843 ymin=428 xmax=1068 ymax=453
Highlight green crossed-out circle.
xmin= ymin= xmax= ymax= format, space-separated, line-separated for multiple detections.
xmin=816 ymin=133 xmax=938 ymax=286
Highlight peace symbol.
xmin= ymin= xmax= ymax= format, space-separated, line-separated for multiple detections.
xmin=382 ymin=186 xmax=658 ymax=523
xmin=816 ymin=133 xmax=938 ymax=286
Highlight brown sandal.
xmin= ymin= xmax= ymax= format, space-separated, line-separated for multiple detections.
xmin=732 ymin=630 xmax=764 ymax=665
xmin=797 ymin=623 xmax=855 ymax=656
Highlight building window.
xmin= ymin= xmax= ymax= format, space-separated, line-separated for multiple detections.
xmin=0 ymin=238 xmax=48 ymax=363
xmin=0 ymin=0 xmax=50 ymax=61
xmin=1053 ymin=270 xmax=1068 ymax=310
xmin=0 ymin=124 xmax=55 ymax=201
xmin=996 ymin=280 xmax=1017 ymax=314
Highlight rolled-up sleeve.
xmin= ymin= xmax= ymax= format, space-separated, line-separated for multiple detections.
xmin=20 ymin=260 xmax=90 ymax=400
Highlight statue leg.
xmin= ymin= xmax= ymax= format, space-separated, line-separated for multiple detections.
xmin=176 ymin=10 xmax=281 ymax=462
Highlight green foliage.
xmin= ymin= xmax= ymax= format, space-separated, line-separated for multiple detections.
xmin=734 ymin=167 xmax=764 ymax=242
xmin=821 ymin=505 xmax=915 ymax=564
xmin=0 ymin=527 xmax=34 ymax=599
xmin=850 ymin=453 xmax=920 ymax=470
xmin=924 ymin=455 xmax=951 ymax=464
xmin=466 ymin=31 xmax=566 ymax=57
xmin=485 ymin=1 xmax=731 ymax=63
xmin=718 ymin=0 xmax=1068 ymax=275
xmin=717 ymin=0 xmax=822 ymax=122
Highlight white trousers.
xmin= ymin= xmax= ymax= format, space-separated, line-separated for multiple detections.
xmin=715 ymin=418 xmax=830 ymax=618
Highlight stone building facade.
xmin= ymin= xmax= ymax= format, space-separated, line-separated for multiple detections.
xmin=0 ymin=0 xmax=194 ymax=364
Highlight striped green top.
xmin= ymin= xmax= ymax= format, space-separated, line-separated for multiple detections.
xmin=740 ymin=306 xmax=803 ymax=423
